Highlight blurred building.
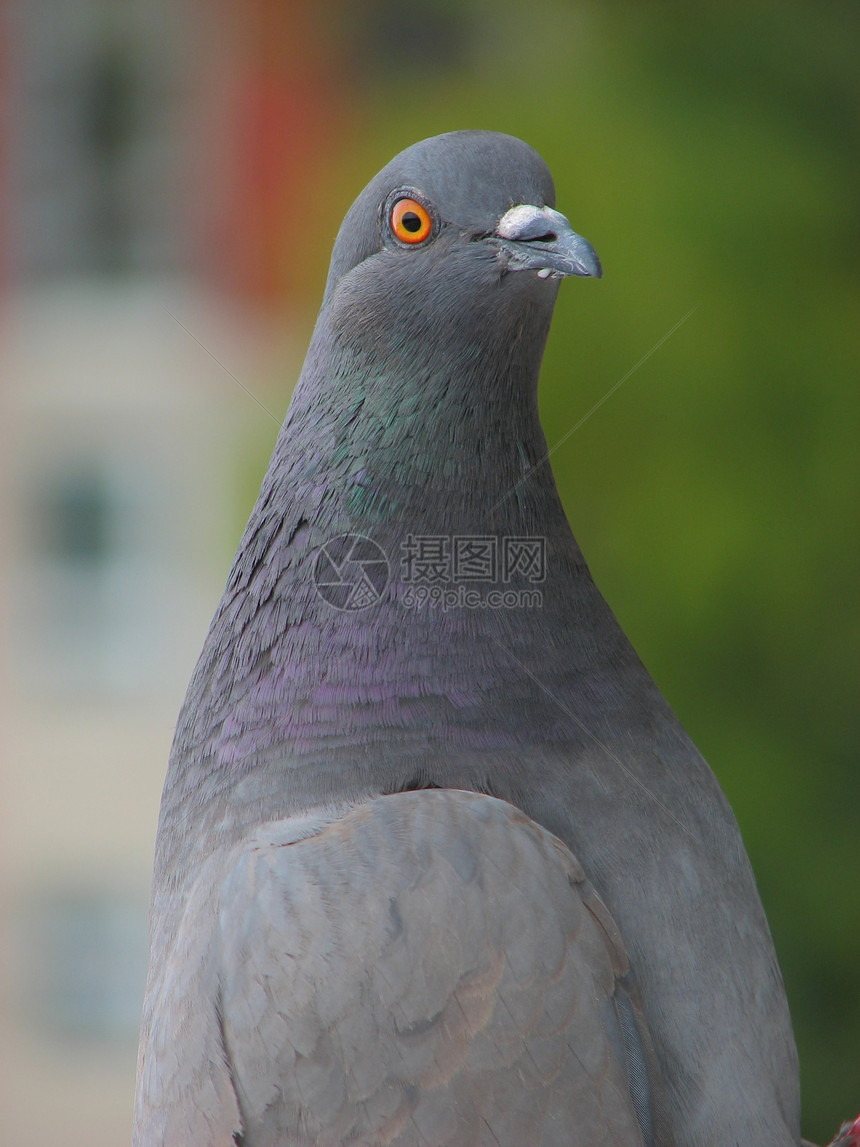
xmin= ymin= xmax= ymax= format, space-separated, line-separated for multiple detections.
xmin=0 ymin=0 xmax=349 ymax=1142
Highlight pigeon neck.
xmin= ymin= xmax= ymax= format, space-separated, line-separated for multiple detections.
xmin=162 ymin=286 xmax=606 ymax=839
xmin=277 ymin=293 xmax=565 ymax=535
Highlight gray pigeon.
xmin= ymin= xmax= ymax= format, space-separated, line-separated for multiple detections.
xmin=134 ymin=131 xmax=803 ymax=1146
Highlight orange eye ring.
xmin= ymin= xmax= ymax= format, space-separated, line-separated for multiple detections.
xmin=390 ymin=197 xmax=433 ymax=244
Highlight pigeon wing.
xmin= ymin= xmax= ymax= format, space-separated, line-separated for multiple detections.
xmin=216 ymin=789 xmax=666 ymax=1147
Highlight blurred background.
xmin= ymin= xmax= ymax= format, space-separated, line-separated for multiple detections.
xmin=0 ymin=0 xmax=856 ymax=1142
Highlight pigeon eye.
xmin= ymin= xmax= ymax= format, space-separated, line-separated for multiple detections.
xmin=390 ymin=198 xmax=433 ymax=244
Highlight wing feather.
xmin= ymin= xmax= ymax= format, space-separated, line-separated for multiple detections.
xmin=213 ymin=789 xmax=664 ymax=1147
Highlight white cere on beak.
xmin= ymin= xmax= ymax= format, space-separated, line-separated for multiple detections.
xmin=496 ymin=204 xmax=553 ymax=240
xmin=536 ymin=267 xmax=553 ymax=279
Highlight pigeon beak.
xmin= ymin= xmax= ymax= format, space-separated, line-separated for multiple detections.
xmin=491 ymin=204 xmax=602 ymax=280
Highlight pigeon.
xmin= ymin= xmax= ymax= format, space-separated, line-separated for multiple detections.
xmin=135 ymin=130 xmax=807 ymax=1146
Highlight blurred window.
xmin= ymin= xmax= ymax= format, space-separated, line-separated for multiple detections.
xmin=8 ymin=0 xmax=181 ymax=278
xmin=17 ymin=890 xmax=148 ymax=1042
xmin=15 ymin=448 xmax=170 ymax=696
xmin=42 ymin=464 xmax=113 ymax=565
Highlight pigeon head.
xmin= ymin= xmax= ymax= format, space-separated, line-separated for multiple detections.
xmin=290 ymin=131 xmax=601 ymax=482
xmin=278 ymin=131 xmax=603 ymax=528
xmin=323 ymin=130 xmax=600 ymax=306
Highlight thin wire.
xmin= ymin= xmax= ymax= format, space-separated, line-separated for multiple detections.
xmin=161 ymin=304 xmax=282 ymax=426
xmin=490 ymin=637 xmax=695 ymax=843
xmin=491 ymin=304 xmax=701 ymax=514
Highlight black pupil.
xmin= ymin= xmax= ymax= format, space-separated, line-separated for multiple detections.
xmin=402 ymin=211 xmax=422 ymax=233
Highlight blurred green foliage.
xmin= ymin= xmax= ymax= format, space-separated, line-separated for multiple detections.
xmin=253 ymin=2 xmax=859 ymax=1138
